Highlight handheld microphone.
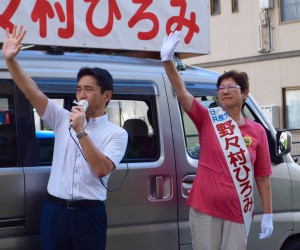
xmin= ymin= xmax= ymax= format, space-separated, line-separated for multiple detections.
xmin=69 ymin=100 xmax=89 ymax=129
xmin=73 ymin=99 xmax=89 ymax=111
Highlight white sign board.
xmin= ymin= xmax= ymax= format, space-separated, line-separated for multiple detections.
xmin=0 ymin=0 xmax=210 ymax=55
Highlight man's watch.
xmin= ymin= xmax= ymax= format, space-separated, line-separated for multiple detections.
xmin=76 ymin=130 xmax=88 ymax=139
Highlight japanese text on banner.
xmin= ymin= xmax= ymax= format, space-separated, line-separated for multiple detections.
xmin=0 ymin=0 xmax=210 ymax=54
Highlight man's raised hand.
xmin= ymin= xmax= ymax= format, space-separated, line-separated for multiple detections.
xmin=2 ymin=25 xmax=27 ymax=61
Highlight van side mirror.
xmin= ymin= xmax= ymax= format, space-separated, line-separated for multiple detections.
xmin=276 ymin=131 xmax=292 ymax=156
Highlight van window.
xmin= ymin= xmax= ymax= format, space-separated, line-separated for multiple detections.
xmin=33 ymin=94 xmax=159 ymax=165
xmin=108 ymin=96 xmax=159 ymax=162
xmin=181 ymin=95 xmax=219 ymax=159
xmin=34 ymin=98 xmax=63 ymax=165
xmin=0 ymin=81 xmax=17 ymax=166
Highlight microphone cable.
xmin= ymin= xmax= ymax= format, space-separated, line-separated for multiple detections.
xmin=68 ymin=107 xmax=130 ymax=192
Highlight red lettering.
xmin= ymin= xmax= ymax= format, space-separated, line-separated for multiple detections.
xmin=0 ymin=0 xmax=21 ymax=32
xmin=240 ymin=180 xmax=252 ymax=197
xmin=31 ymin=0 xmax=74 ymax=39
xmin=128 ymin=0 xmax=159 ymax=40
xmin=233 ymin=164 xmax=251 ymax=182
xmin=228 ymin=148 xmax=246 ymax=167
xmin=166 ymin=0 xmax=200 ymax=44
xmin=85 ymin=0 xmax=121 ymax=37
xmin=31 ymin=0 xmax=55 ymax=38
xmin=225 ymin=136 xmax=240 ymax=150
xmin=216 ymin=120 xmax=235 ymax=138
xmin=243 ymin=196 xmax=253 ymax=213
xmin=55 ymin=0 xmax=74 ymax=39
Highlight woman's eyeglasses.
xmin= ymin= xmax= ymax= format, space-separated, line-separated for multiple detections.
xmin=217 ymin=84 xmax=241 ymax=92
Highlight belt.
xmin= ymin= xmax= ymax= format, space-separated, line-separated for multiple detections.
xmin=47 ymin=193 xmax=103 ymax=209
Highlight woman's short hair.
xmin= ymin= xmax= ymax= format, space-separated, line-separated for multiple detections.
xmin=217 ymin=70 xmax=249 ymax=92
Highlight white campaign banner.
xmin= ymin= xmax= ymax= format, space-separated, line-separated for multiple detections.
xmin=0 ymin=0 xmax=210 ymax=55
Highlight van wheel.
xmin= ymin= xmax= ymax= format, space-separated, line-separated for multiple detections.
xmin=282 ymin=238 xmax=300 ymax=250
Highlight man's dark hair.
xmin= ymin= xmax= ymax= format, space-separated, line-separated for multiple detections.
xmin=77 ymin=67 xmax=113 ymax=94
xmin=217 ymin=70 xmax=249 ymax=93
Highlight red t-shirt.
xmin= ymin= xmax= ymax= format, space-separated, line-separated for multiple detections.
xmin=186 ymin=99 xmax=272 ymax=223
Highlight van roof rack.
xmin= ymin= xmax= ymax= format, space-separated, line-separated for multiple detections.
xmin=46 ymin=46 xmax=64 ymax=55
xmin=14 ymin=43 xmax=163 ymax=59
xmin=1 ymin=43 xmax=197 ymax=64
xmin=174 ymin=53 xmax=186 ymax=71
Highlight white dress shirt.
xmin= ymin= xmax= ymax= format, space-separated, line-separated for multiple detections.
xmin=42 ymin=99 xmax=128 ymax=201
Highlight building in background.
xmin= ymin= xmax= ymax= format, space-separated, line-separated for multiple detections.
xmin=184 ymin=0 xmax=300 ymax=129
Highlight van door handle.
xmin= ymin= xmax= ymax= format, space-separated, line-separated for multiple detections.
xmin=182 ymin=175 xmax=195 ymax=183
xmin=156 ymin=176 xmax=164 ymax=199
xmin=148 ymin=175 xmax=171 ymax=200
xmin=182 ymin=174 xmax=195 ymax=198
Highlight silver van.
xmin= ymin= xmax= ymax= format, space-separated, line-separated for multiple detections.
xmin=0 ymin=50 xmax=299 ymax=250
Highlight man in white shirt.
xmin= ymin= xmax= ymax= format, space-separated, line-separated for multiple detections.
xmin=2 ymin=25 xmax=128 ymax=250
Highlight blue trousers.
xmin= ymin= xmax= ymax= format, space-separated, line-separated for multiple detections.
xmin=40 ymin=200 xmax=107 ymax=250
